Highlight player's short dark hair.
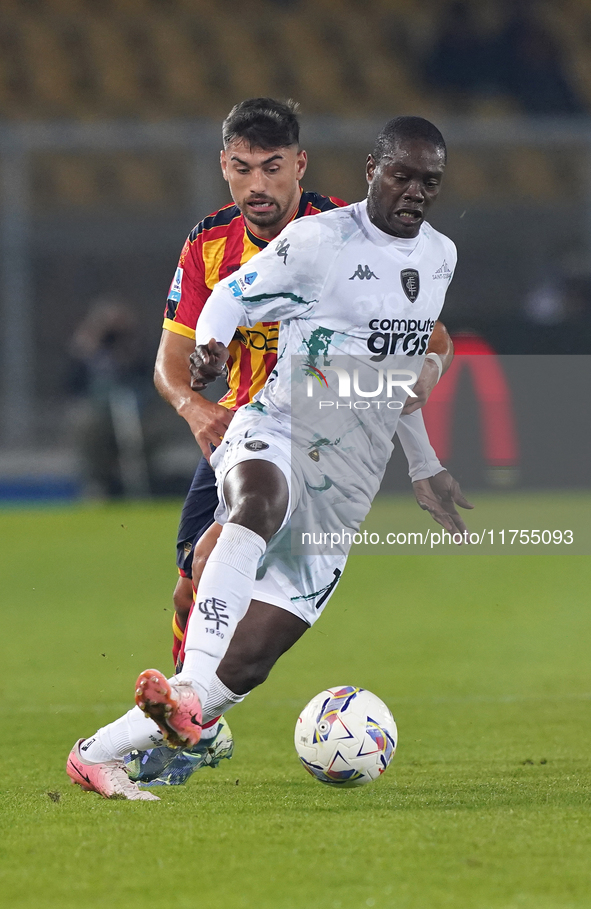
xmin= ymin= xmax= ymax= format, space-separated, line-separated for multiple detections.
xmin=222 ymin=98 xmax=301 ymax=150
xmin=373 ymin=116 xmax=447 ymax=164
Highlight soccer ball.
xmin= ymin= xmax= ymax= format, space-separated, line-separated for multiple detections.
xmin=294 ymin=686 xmax=397 ymax=787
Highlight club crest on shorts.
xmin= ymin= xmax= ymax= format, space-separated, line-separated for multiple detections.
xmin=400 ymin=268 xmax=420 ymax=302
xmin=244 ymin=440 xmax=269 ymax=451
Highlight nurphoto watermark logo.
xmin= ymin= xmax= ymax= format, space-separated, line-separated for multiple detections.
xmin=305 ymin=364 xmax=418 ymax=410
xmin=289 ymin=353 xmax=591 ymax=557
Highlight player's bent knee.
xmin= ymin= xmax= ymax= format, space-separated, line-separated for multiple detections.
xmin=227 ymin=493 xmax=286 ymax=541
xmin=230 ymin=499 xmax=284 ymax=537
xmin=191 ymin=551 xmax=208 ymax=586
xmin=172 ymin=576 xmax=193 ymax=622
xmin=192 ymin=522 xmax=223 ymax=584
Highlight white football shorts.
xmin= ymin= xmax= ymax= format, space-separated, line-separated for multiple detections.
xmin=210 ymin=418 xmax=346 ymax=626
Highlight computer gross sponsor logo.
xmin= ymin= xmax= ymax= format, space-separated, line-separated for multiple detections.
xmin=366 ymin=317 xmax=436 ymax=361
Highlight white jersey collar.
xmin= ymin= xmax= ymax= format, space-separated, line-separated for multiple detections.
xmin=358 ymin=197 xmax=423 ymax=258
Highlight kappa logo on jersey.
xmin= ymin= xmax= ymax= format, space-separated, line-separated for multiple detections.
xmin=276 ymin=239 xmax=290 ymax=264
xmin=432 ymin=260 xmax=452 ymax=280
xmin=228 ymin=271 xmax=259 ymax=298
xmin=168 ymin=267 xmax=183 ymax=303
xmin=400 ymin=268 xmax=420 ymax=302
xmin=349 ymin=264 xmax=379 ymax=281
xmin=244 ymin=439 xmax=269 ymax=451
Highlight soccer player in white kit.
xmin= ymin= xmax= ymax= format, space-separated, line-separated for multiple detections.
xmin=67 ymin=116 xmax=470 ymax=800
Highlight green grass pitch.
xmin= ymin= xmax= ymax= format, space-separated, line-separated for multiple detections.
xmin=1 ymin=495 xmax=590 ymax=909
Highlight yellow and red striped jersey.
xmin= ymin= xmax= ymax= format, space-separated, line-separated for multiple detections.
xmin=163 ymin=190 xmax=347 ymax=410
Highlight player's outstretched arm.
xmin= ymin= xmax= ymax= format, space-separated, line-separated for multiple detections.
xmin=413 ymin=470 xmax=474 ymax=539
xmin=402 ymin=320 xmax=453 ymax=415
xmin=396 ymin=405 xmax=473 ymax=540
xmin=154 ymin=330 xmax=233 ymax=459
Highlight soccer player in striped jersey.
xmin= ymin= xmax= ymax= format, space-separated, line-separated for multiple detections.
xmin=155 ymin=99 xmax=347 ymax=667
xmin=120 ymin=99 xmax=350 ymax=786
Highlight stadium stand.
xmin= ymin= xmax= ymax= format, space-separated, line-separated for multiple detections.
xmin=0 ymin=0 xmax=589 ymax=465
xmin=0 ymin=0 xmax=586 ymax=207
xmin=0 ymin=0 xmax=582 ymax=121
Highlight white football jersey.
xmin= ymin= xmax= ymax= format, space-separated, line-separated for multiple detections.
xmin=197 ymin=198 xmax=456 ymax=549
xmin=196 ymin=197 xmax=456 ymax=422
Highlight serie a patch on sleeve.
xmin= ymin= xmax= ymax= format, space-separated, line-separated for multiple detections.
xmin=228 ymin=272 xmax=258 ymax=297
xmin=168 ymin=267 xmax=183 ymax=303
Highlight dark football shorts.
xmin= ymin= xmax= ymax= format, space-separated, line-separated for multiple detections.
xmin=175 ymin=457 xmax=219 ymax=578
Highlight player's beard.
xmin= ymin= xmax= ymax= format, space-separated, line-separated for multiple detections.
xmin=242 ymin=195 xmax=286 ymax=229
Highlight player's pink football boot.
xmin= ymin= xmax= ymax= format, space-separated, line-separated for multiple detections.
xmin=66 ymin=739 xmax=159 ymax=801
xmin=134 ymin=669 xmax=202 ymax=749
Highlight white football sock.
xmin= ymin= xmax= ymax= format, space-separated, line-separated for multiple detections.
xmin=201 ymin=673 xmax=249 ymax=725
xmin=178 ymin=522 xmax=266 ymax=705
xmin=80 ymin=706 xmax=164 ymax=763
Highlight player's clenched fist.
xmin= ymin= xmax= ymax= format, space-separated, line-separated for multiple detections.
xmin=189 ymin=338 xmax=230 ymax=391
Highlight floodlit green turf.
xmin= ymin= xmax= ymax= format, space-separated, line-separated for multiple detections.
xmin=1 ymin=497 xmax=590 ymax=909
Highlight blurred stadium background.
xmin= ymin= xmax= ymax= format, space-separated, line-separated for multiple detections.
xmin=0 ymin=0 xmax=590 ymax=500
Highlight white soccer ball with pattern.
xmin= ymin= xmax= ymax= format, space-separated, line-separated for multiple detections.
xmin=294 ymin=686 xmax=397 ymax=787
